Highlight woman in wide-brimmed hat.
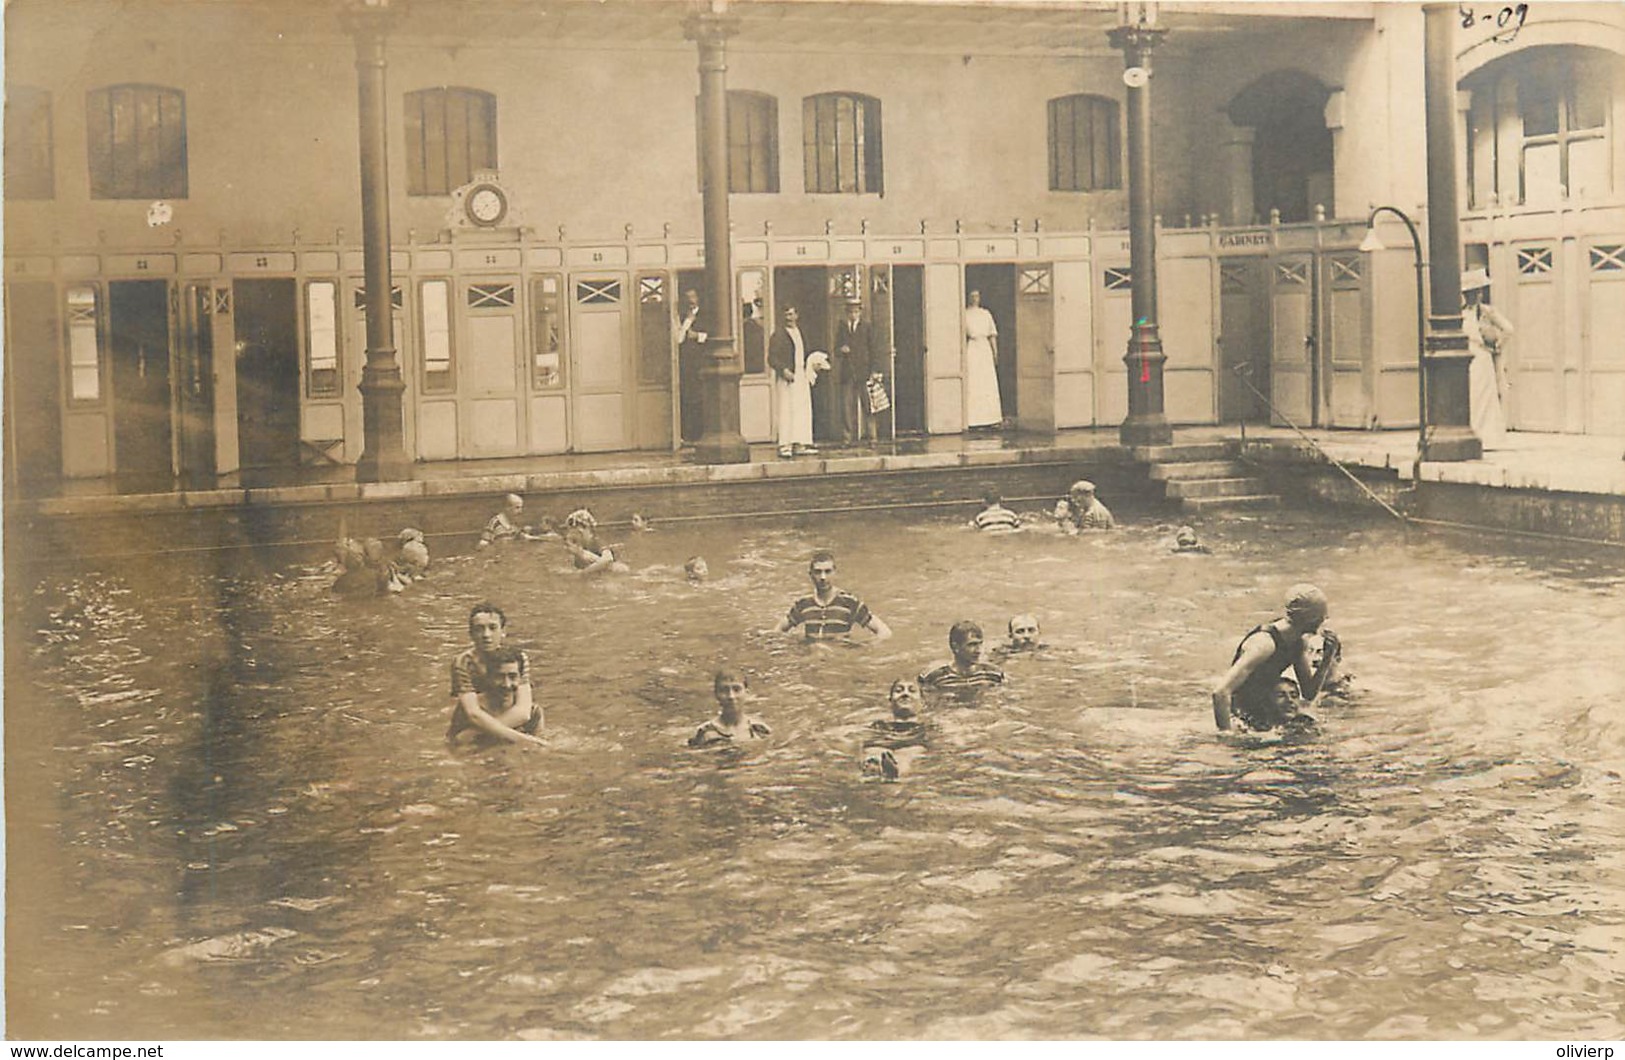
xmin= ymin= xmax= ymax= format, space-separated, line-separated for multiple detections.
xmin=1462 ymin=268 xmax=1514 ymax=449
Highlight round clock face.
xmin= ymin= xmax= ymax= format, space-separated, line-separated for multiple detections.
xmin=466 ymin=184 xmax=507 ymax=226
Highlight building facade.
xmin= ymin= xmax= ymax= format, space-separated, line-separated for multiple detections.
xmin=4 ymin=0 xmax=1622 ymax=489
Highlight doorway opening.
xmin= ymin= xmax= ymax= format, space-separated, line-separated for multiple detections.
xmin=963 ymin=263 xmax=1018 ymax=424
xmin=1218 ymin=259 xmax=1271 ymax=424
xmin=772 ymin=266 xmax=838 ymax=443
xmin=890 ymin=265 xmax=926 ymax=435
xmin=674 ymin=268 xmax=707 ymax=445
xmin=109 ymin=280 xmax=175 ymax=487
xmin=233 ymin=278 xmax=301 ymax=474
xmin=1228 ymin=70 xmax=1334 ymax=224
xmin=4 ymin=282 xmax=64 ymax=493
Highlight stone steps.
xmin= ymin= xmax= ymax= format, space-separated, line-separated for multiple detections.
xmin=1148 ymin=459 xmax=1249 ymax=481
xmin=1180 ymin=493 xmax=1282 ymax=512
xmin=1163 ymin=476 xmax=1273 ymax=499
xmin=1140 ymin=439 xmax=1282 ymax=513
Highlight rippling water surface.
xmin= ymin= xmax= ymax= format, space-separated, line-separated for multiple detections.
xmin=6 ymin=510 xmax=1623 ymax=1039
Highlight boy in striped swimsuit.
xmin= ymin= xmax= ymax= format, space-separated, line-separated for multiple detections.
xmin=972 ymin=489 xmax=1022 ymax=532
xmin=919 ymin=620 xmax=1006 ymax=699
xmin=776 ymin=550 xmax=892 ymax=642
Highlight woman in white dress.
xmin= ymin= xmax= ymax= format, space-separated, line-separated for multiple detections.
xmin=1462 ymin=268 xmax=1513 ymax=450
xmin=768 ymin=305 xmax=816 ymax=457
xmin=964 ymin=290 xmax=1004 ymax=429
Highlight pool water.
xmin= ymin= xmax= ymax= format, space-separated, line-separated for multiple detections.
xmin=6 ymin=510 xmax=1623 ymax=1039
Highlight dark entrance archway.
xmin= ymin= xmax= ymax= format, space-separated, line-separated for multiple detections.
xmin=1228 ymin=70 xmax=1334 ymax=224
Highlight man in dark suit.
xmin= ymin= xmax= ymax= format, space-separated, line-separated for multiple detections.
xmin=834 ymin=297 xmax=876 ymax=445
xmin=675 ymin=287 xmax=707 ymax=444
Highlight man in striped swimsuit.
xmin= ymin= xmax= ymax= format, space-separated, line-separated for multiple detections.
xmin=919 ymin=620 xmax=1006 ymax=698
xmin=777 ymin=550 xmax=892 ymax=642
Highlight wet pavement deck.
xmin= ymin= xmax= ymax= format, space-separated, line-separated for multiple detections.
xmin=9 ymin=425 xmax=1623 ymax=521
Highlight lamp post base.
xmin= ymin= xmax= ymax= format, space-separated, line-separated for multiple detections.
xmin=355 ymin=361 xmax=412 ymax=483
xmin=694 ymin=340 xmax=751 ymax=465
xmin=1421 ymin=426 xmax=1482 ymax=463
xmin=1119 ymin=415 xmax=1173 ymax=448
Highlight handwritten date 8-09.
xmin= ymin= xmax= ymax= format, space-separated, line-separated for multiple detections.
xmin=1460 ymin=3 xmax=1530 ymax=42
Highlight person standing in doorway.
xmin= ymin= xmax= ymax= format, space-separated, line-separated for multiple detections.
xmin=1461 ymin=269 xmax=1513 ymax=451
xmin=834 ymin=298 xmax=876 ymax=446
xmin=964 ymin=289 xmax=1003 ymax=430
xmin=769 ymin=304 xmax=817 ymax=458
xmin=675 ymin=287 xmax=708 ymax=445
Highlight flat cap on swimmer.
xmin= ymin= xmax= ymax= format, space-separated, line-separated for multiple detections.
xmin=1284 ymin=583 xmax=1329 ymax=625
xmin=398 ymin=527 xmax=424 ymax=544
xmin=1069 ymin=479 xmax=1096 ymax=495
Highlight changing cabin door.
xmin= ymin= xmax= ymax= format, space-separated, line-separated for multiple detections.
xmin=1015 ymin=263 xmax=1056 ymax=434
xmin=1269 ymin=254 xmax=1316 ymax=426
xmin=1218 ymin=258 xmax=1270 ymax=423
xmin=570 ymin=274 xmax=631 ymax=452
xmin=460 ymin=277 xmax=526 ymax=458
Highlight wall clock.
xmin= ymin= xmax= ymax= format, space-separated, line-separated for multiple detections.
xmin=464 ymin=182 xmax=508 ymax=227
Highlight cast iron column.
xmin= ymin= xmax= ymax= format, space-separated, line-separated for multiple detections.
xmin=684 ymin=8 xmax=750 ymax=464
xmin=348 ymin=1 xmax=411 ymax=482
xmin=1421 ymin=2 xmax=1480 ymax=460
xmin=1109 ymin=19 xmax=1173 ymax=448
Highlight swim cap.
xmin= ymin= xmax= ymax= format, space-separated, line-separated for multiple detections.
xmin=1069 ymin=480 xmax=1096 ymax=495
xmin=564 ymin=508 xmax=597 ymax=530
xmin=1284 ymin=584 xmax=1328 ymax=625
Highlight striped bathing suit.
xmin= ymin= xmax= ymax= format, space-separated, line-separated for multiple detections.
xmin=919 ymin=662 xmax=1006 ymax=693
xmin=785 ymin=589 xmax=873 ymax=640
xmin=974 ymin=505 xmax=1021 ymax=531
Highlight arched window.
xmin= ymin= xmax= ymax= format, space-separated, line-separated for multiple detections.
xmin=1048 ymin=94 xmax=1120 ymax=192
xmin=1466 ymin=46 xmax=1619 ymax=207
xmin=86 ymin=84 xmax=186 ymax=199
xmin=803 ymin=92 xmax=882 ymax=195
xmin=404 ymin=87 xmax=497 ymax=196
xmin=6 ymin=85 xmax=53 ymax=200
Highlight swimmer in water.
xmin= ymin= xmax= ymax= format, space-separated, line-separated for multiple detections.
xmin=990 ymin=613 xmax=1047 ymax=660
xmin=919 ymin=620 xmax=1006 ymax=697
xmin=478 ymin=493 xmax=545 ymax=549
xmin=563 ymin=508 xmax=629 ymax=574
xmin=972 ymin=488 xmax=1022 ymax=532
xmin=684 ymin=556 xmax=709 ymax=582
xmin=775 ymin=549 xmax=892 ymax=643
xmin=385 ymin=528 xmax=430 ymax=591
xmin=1054 ymin=479 xmax=1116 ymax=533
xmin=446 ymin=603 xmax=545 ymax=746
xmin=861 ymin=677 xmax=928 ymax=780
xmin=1171 ymin=525 xmax=1210 ymax=554
xmin=688 ymin=669 xmax=771 ymax=747
xmin=1212 ymin=584 xmax=1340 ymax=733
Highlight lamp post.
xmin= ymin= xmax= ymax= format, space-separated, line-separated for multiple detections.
xmin=1417 ymin=1 xmax=1480 ymax=460
xmin=683 ymin=2 xmax=750 ymax=465
xmin=1359 ymin=207 xmax=1428 ymax=477
xmin=1108 ymin=2 xmax=1173 ymax=448
xmin=344 ymin=0 xmax=411 ymax=482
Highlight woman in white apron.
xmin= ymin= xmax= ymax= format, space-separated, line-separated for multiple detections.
xmin=964 ymin=290 xmax=1004 ymax=429
xmin=768 ymin=305 xmax=816 ymax=457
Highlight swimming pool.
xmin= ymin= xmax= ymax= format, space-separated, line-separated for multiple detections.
xmin=6 ymin=510 xmax=1623 ymax=1039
